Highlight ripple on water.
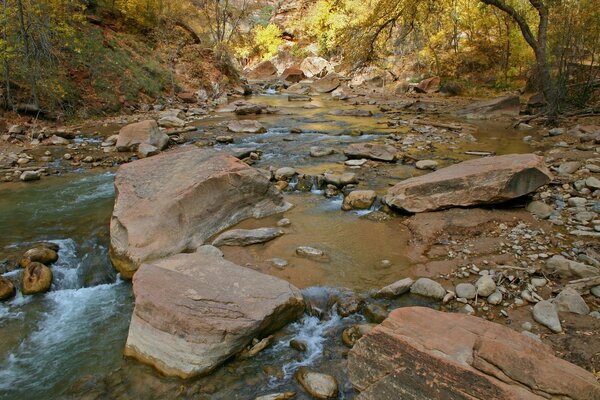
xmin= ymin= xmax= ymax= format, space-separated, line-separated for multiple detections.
xmin=0 ymin=280 xmax=130 ymax=399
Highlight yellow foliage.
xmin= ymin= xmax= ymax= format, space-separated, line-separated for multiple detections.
xmin=253 ymin=24 xmax=284 ymax=60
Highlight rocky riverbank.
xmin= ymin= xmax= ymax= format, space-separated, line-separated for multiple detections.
xmin=1 ymin=70 xmax=600 ymax=399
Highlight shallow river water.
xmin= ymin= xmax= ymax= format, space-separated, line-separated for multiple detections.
xmin=0 ymin=94 xmax=535 ymax=399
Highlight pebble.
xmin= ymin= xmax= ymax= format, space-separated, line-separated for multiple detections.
xmin=455 ymin=283 xmax=477 ymax=300
xmin=475 ymin=275 xmax=496 ymax=297
xmin=277 ymin=218 xmax=291 ymax=227
xmin=487 ymin=290 xmax=502 ymax=305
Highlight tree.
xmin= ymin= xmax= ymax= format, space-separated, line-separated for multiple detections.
xmin=480 ymin=0 xmax=557 ymax=122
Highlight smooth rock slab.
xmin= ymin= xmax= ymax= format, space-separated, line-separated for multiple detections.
xmin=109 ymin=147 xmax=290 ymax=278
xmin=212 ymin=228 xmax=284 ymax=247
xmin=348 ymin=307 xmax=600 ymax=399
xmin=227 ymin=120 xmax=267 ymax=133
xmin=125 ymin=253 xmax=304 ymax=378
xmin=344 ymin=143 xmax=397 ymax=162
xmin=384 ymin=154 xmax=552 ymax=213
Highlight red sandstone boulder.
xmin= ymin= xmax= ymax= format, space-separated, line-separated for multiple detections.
xmin=348 ymin=307 xmax=600 ymax=399
xmin=125 ymin=252 xmax=304 ymax=378
xmin=281 ymin=67 xmax=305 ymax=84
xmin=109 ymin=147 xmax=290 ymax=278
xmin=383 ymin=153 xmax=552 ymax=212
xmin=247 ymin=61 xmax=278 ymax=80
xmin=414 ymin=76 xmax=440 ymax=93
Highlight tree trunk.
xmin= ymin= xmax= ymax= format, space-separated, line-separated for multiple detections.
xmin=480 ymin=0 xmax=557 ymax=124
xmin=1 ymin=0 xmax=12 ymax=109
xmin=16 ymin=0 xmax=39 ymax=109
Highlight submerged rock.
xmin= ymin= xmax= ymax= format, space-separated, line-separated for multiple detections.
xmin=295 ymin=368 xmax=339 ymax=399
xmin=21 ymin=262 xmax=52 ymax=295
xmin=116 ymin=120 xmax=169 ymax=152
xmin=212 ymin=228 xmax=284 ymax=247
xmin=109 ymin=147 xmax=290 ymax=278
xmin=384 ymin=154 xmax=552 ymax=213
xmin=348 ymin=307 xmax=600 ymax=399
xmin=124 ymin=253 xmax=304 ymax=378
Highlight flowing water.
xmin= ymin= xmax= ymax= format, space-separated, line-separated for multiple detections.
xmin=0 ymin=94 xmax=535 ymax=399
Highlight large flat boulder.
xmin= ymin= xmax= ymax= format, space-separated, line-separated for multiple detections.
xmin=344 ymin=143 xmax=397 ymax=162
xmin=116 ymin=120 xmax=169 ymax=152
xmin=459 ymin=95 xmax=521 ymax=119
xmin=124 ymin=253 xmax=304 ymax=378
xmin=109 ymin=147 xmax=291 ymax=278
xmin=348 ymin=307 xmax=600 ymax=400
xmin=383 ymin=154 xmax=552 ymax=212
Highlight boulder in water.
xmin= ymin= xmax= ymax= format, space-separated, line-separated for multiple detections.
xmin=109 ymin=147 xmax=291 ymax=278
xmin=20 ymin=247 xmax=58 ymax=268
xmin=348 ymin=307 xmax=600 ymax=399
xmin=295 ymin=368 xmax=339 ymax=399
xmin=0 ymin=276 xmax=16 ymax=300
xmin=383 ymin=154 xmax=552 ymax=213
xmin=116 ymin=120 xmax=169 ymax=152
xmin=344 ymin=143 xmax=397 ymax=162
xmin=342 ymin=190 xmax=376 ymax=211
xmin=21 ymin=262 xmax=52 ymax=295
xmin=124 ymin=252 xmax=304 ymax=378
xmin=227 ymin=120 xmax=267 ymax=133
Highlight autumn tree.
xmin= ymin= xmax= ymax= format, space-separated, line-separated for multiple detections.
xmin=479 ymin=0 xmax=557 ymax=121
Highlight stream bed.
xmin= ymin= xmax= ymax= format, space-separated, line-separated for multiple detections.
xmin=0 ymin=94 xmax=536 ymax=399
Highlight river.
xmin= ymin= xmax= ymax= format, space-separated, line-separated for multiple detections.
xmin=0 ymin=94 xmax=535 ymax=399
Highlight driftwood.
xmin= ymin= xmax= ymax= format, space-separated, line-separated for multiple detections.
xmin=565 ymin=276 xmax=600 ymax=293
